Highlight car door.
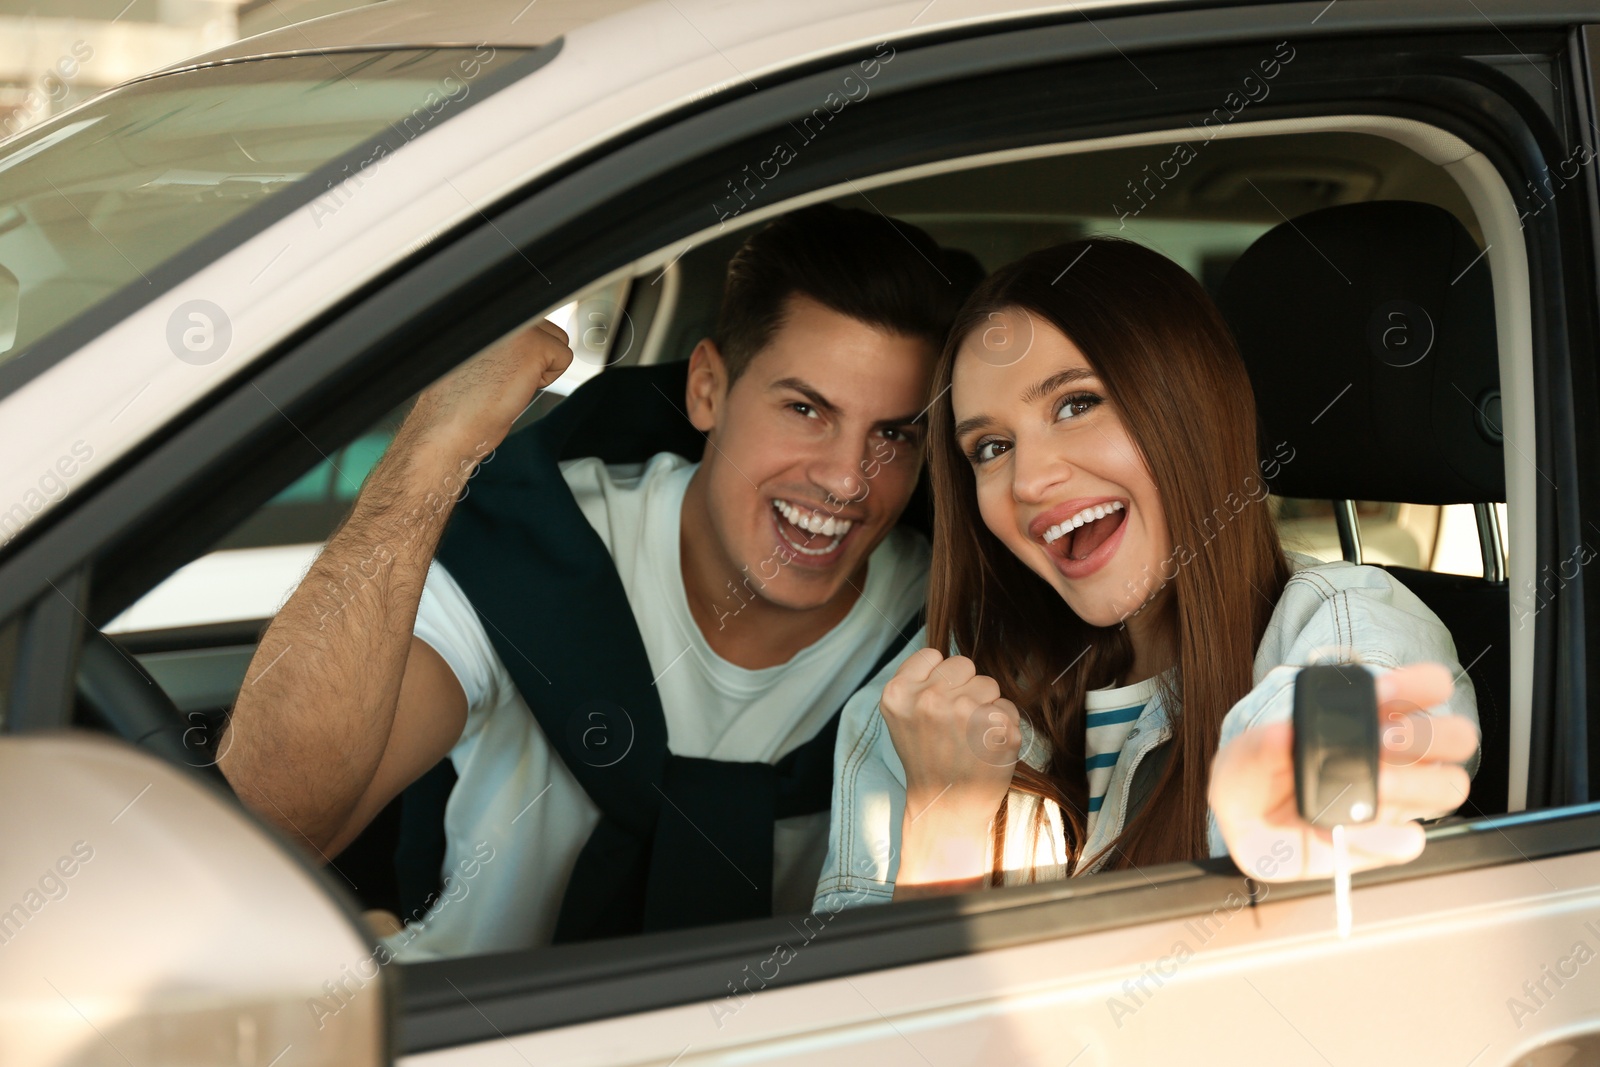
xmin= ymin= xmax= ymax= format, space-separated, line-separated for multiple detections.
xmin=388 ymin=11 xmax=1600 ymax=1064
xmin=5 ymin=2 xmax=1600 ymax=1065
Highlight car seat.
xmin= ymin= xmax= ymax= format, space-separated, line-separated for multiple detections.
xmin=1217 ymin=199 xmax=1509 ymax=817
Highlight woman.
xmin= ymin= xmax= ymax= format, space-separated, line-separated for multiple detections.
xmin=813 ymin=238 xmax=1480 ymax=908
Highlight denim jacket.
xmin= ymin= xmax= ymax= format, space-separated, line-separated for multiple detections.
xmin=812 ymin=551 xmax=1481 ymax=912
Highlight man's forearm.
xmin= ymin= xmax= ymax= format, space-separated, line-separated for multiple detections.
xmin=219 ymin=316 xmax=572 ymax=853
xmin=220 ymin=424 xmax=485 ymax=853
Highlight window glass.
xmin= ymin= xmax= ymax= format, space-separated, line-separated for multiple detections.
xmin=1272 ymin=497 xmax=1509 ymax=577
xmin=0 ymin=46 xmax=530 ymax=375
xmin=104 ymin=275 xmax=631 ymax=633
xmin=1431 ymin=501 xmax=1510 ymax=577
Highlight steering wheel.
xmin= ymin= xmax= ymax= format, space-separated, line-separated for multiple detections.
xmin=74 ymin=627 xmax=232 ymax=790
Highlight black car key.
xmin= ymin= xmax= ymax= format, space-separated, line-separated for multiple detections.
xmin=1293 ymin=663 xmax=1381 ymax=937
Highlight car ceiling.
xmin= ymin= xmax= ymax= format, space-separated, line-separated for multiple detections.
xmin=865 ymin=131 xmax=1480 ymax=240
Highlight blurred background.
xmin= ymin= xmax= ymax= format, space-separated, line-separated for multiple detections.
xmin=0 ymin=0 xmax=380 ymax=136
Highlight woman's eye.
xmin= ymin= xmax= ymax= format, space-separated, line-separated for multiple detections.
xmin=1055 ymin=392 xmax=1102 ymax=422
xmin=969 ymin=438 xmax=1011 ymax=464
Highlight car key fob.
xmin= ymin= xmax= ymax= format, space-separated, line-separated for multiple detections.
xmin=1293 ymin=663 xmax=1380 ymax=827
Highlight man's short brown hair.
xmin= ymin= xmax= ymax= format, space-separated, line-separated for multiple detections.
xmin=714 ymin=203 xmax=981 ymax=382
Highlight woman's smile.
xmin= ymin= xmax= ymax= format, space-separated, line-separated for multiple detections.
xmin=1029 ymin=497 xmax=1131 ymax=578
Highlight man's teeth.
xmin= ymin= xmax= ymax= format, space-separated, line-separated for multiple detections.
xmin=773 ymin=499 xmax=853 ymax=539
xmin=1041 ymin=500 xmax=1125 ymax=545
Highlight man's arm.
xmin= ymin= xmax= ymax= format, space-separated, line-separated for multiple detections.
xmin=219 ymin=320 xmax=573 ymax=858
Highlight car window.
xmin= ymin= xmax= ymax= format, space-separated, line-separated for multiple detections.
xmin=0 ymin=615 xmax=17 ymax=731
xmin=0 ymin=46 xmax=532 ymax=378
xmin=104 ymin=126 xmax=1512 ymax=964
xmin=103 ymin=274 xmax=633 ymax=633
xmin=1274 ymin=497 xmax=1510 ymax=577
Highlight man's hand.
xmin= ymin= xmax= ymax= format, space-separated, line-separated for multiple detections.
xmin=882 ymin=648 xmax=1021 ymax=893
xmin=222 ymin=318 xmax=572 ymax=860
xmin=408 ymin=319 xmax=573 ymax=458
xmin=1210 ymin=662 xmax=1479 ymax=882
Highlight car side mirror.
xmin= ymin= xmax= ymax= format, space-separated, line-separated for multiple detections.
xmin=0 ymin=733 xmax=388 ymax=1066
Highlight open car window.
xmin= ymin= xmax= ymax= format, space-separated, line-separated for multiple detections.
xmin=106 ymin=123 xmax=1515 ymax=938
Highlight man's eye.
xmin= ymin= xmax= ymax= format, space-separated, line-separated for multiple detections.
xmin=789 ymin=402 xmax=817 ymax=418
xmin=1056 ymin=392 xmax=1102 ymax=422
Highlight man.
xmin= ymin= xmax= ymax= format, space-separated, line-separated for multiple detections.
xmin=220 ymin=205 xmax=976 ymax=958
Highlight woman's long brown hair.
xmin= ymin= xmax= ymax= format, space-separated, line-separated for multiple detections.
xmin=926 ymin=237 xmax=1294 ymax=874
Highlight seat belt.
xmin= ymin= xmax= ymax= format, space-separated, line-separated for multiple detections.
xmin=431 ymin=362 xmax=924 ymax=940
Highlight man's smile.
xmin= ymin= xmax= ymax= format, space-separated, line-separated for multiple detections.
xmin=769 ymin=497 xmax=861 ymax=566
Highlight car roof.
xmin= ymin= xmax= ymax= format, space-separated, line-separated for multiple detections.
xmin=152 ymin=0 xmax=1169 ymax=75
xmin=148 ymin=0 xmax=651 ymax=73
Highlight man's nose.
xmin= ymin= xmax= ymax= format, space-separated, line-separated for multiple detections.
xmin=809 ymin=439 xmax=868 ymax=509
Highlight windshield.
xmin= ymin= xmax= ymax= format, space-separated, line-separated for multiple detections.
xmin=0 ymin=46 xmax=536 ymax=380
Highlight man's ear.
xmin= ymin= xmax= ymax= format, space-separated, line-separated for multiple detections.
xmin=685 ymin=338 xmax=729 ymax=434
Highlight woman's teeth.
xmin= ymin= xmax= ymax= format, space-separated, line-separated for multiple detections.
xmin=1041 ymin=500 xmax=1125 ymax=545
xmin=773 ymin=499 xmax=851 ymax=555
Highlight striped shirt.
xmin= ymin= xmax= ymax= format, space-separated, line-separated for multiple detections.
xmin=1084 ymin=674 xmax=1165 ymax=839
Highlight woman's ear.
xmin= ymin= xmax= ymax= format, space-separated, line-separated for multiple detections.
xmin=685 ymin=338 xmax=728 ymax=434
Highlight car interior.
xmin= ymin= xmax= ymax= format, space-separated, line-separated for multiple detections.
xmin=87 ymin=126 xmax=1513 ymax=957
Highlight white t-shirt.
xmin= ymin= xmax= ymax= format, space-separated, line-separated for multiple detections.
xmin=386 ymin=452 xmax=929 ymax=961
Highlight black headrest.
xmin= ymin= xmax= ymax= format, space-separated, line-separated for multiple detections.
xmin=1217 ymin=200 xmax=1504 ymax=504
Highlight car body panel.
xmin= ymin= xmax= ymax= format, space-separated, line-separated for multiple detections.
xmin=400 ymin=844 xmax=1600 ymax=1065
xmin=143 ymin=0 xmax=649 ymax=70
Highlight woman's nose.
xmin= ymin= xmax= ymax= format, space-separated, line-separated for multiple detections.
xmin=1010 ymin=440 xmax=1070 ymax=504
